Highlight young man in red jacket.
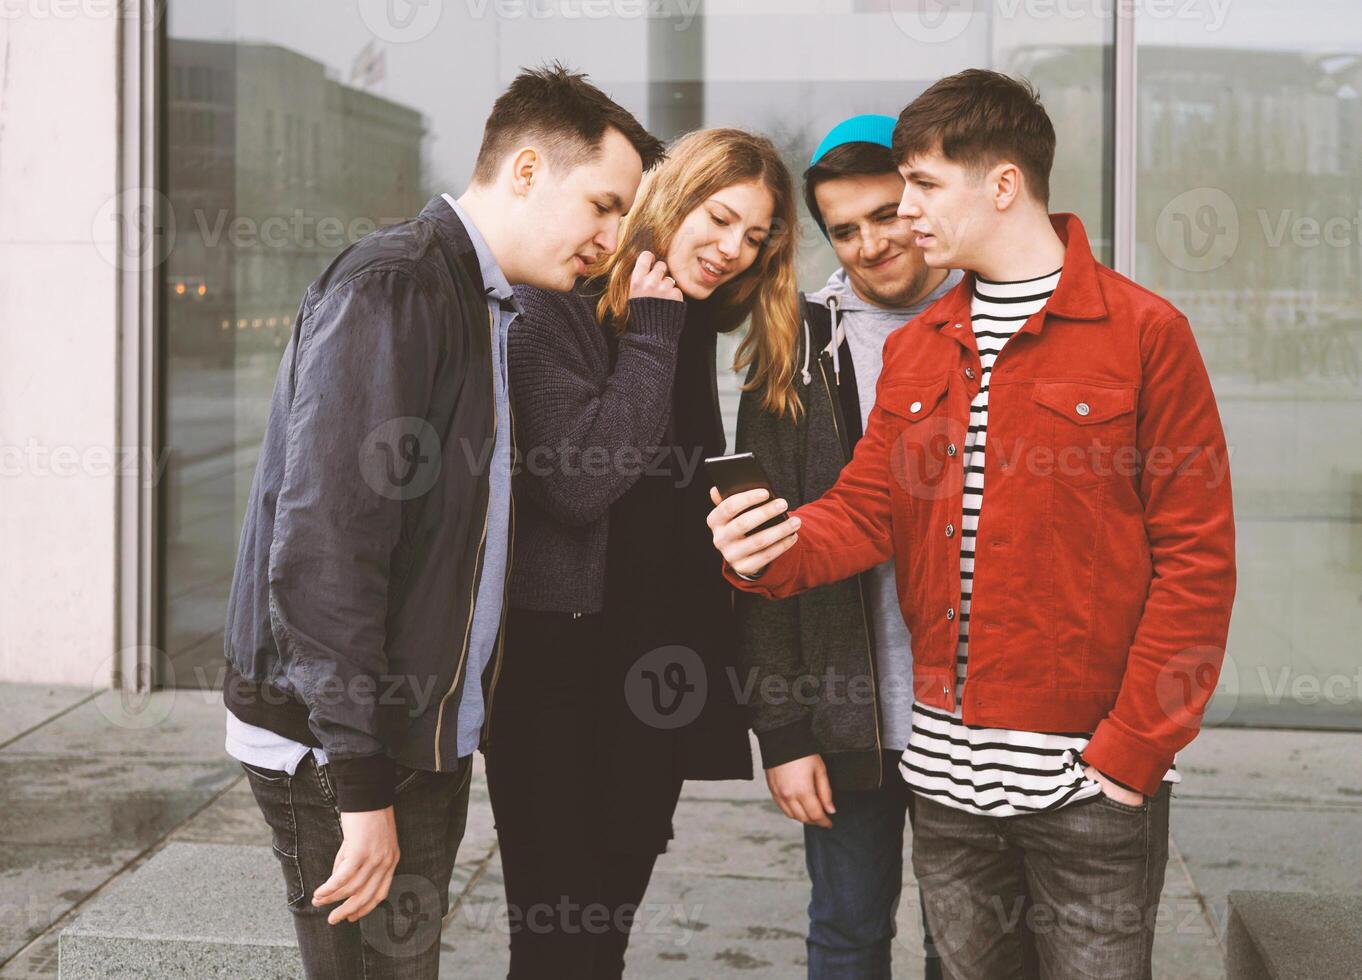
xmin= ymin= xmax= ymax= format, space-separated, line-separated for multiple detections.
xmin=709 ymin=69 xmax=1235 ymax=979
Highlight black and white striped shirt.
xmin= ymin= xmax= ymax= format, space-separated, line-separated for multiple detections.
xmin=899 ymin=269 xmax=1178 ymax=816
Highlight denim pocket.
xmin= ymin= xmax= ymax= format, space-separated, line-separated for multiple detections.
xmin=241 ymin=764 xmax=306 ymax=907
xmin=240 ymin=761 xmax=289 ymax=782
xmin=1093 ymin=791 xmax=1148 ymax=815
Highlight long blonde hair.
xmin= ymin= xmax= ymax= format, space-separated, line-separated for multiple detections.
xmin=591 ymin=128 xmax=803 ymax=419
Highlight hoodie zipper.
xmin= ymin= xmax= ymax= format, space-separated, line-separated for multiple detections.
xmin=816 ymin=348 xmax=885 ymax=790
xmin=433 ymin=305 xmax=496 ymax=770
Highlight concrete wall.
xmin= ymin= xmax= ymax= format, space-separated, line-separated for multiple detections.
xmin=0 ymin=6 xmax=120 ymax=685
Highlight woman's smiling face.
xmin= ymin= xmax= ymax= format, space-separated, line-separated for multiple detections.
xmin=664 ymin=180 xmax=775 ymax=300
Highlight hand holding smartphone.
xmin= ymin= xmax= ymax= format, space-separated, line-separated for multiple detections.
xmin=704 ymin=452 xmax=802 ymax=579
xmin=703 ymin=453 xmax=789 ymax=534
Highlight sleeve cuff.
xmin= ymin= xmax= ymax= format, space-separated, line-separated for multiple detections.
xmin=1079 ymin=755 xmax=1143 ymax=795
xmin=754 ymin=716 xmax=820 ymax=770
xmin=1082 ymin=719 xmax=1172 ymax=797
xmin=625 ymin=296 xmax=687 ymax=341
xmin=328 ymin=754 xmax=397 ymax=812
xmin=723 ymin=543 xmax=799 ymax=598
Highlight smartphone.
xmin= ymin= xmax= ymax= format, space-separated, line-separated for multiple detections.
xmin=704 ymin=452 xmax=790 ymax=535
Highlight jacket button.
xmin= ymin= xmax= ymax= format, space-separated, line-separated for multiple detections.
xmin=947 ymin=443 xmax=958 ymax=457
xmin=954 ymin=322 xmax=963 ymax=329
xmin=910 ymin=400 xmax=923 ymax=413
xmin=946 ymin=608 xmax=956 ymax=621
xmin=965 ymin=367 xmax=976 ymax=380
xmin=1076 ymin=402 xmax=1091 ymax=416
xmin=945 ymin=523 xmax=955 ymax=538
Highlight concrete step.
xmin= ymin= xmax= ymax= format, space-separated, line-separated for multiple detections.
xmin=59 ymin=842 xmax=300 ymax=979
xmin=1225 ymin=891 xmax=1362 ymax=979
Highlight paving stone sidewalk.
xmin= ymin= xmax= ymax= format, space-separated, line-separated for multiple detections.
xmin=1 ymin=683 xmax=1359 ymax=978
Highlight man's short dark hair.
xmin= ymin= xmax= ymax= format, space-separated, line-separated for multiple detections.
xmin=892 ymin=69 xmax=1055 ymax=205
xmin=802 ymin=141 xmax=898 ymax=234
xmin=471 ymin=63 xmax=664 ymax=184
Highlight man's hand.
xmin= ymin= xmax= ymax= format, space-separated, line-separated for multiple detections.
xmin=1083 ymin=764 xmax=1144 ymax=807
xmin=312 ymin=806 xmax=400 ymax=924
xmin=766 ymin=754 xmax=836 ymax=828
xmin=707 ymin=487 xmax=800 ymax=578
xmin=629 ymin=250 xmax=683 ymax=302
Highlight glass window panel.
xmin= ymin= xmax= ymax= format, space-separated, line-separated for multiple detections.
xmin=161 ymin=0 xmax=1112 ymax=687
xmin=1136 ymin=2 xmax=1362 ymax=728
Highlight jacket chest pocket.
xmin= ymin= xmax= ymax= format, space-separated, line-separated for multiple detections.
xmin=1030 ymin=382 xmax=1137 ymax=489
xmin=878 ymin=377 xmax=964 ymax=505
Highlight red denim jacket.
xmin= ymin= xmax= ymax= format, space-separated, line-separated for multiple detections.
xmin=726 ymin=214 xmax=1236 ymax=796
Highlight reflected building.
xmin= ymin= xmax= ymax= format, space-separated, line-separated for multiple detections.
xmin=162 ymin=39 xmax=425 ymax=684
xmin=1137 ymin=47 xmax=1362 ymax=389
xmin=166 ymin=39 xmax=425 ymax=365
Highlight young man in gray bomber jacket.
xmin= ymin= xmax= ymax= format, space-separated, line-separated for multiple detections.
xmin=734 ymin=116 xmax=963 ymax=980
xmin=222 ymin=67 xmax=662 ymax=979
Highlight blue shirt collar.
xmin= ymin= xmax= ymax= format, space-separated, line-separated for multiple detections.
xmin=441 ymin=192 xmax=518 ymax=312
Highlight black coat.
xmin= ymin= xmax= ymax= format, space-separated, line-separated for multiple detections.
xmin=599 ymin=296 xmax=754 ymax=852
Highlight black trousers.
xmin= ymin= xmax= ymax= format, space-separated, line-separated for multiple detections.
xmin=485 ymin=609 xmax=683 ymax=980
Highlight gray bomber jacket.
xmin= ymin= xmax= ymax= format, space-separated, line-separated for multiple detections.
xmin=223 ymin=197 xmax=507 ymax=812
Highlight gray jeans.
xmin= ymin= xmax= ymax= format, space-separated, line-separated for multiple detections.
xmin=911 ymin=784 xmax=1171 ymax=980
xmin=242 ymin=753 xmax=473 ymax=979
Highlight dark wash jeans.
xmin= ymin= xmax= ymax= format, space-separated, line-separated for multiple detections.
xmin=804 ymin=773 xmax=945 ymax=980
xmin=241 ymin=753 xmax=473 ymax=979
xmin=911 ymin=783 xmax=1172 ymax=980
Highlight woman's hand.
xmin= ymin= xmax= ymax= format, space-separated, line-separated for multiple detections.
xmin=629 ymin=250 xmax=683 ymax=303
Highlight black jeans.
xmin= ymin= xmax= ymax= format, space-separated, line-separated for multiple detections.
xmin=242 ymin=753 xmax=473 ymax=979
xmin=911 ymin=784 xmax=1171 ymax=980
xmin=486 ymin=609 xmax=681 ymax=980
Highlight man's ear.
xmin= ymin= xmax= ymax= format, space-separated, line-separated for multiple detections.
xmin=991 ymin=161 xmax=1022 ymax=212
xmin=508 ymin=146 xmax=541 ymax=198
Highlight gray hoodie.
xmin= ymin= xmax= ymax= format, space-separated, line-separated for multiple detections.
xmin=802 ymin=266 xmax=964 ymax=753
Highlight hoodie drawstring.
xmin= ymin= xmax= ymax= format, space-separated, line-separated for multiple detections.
xmin=828 ymin=296 xmax=841 ymax=386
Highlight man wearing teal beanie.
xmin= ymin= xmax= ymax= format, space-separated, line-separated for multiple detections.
xmin=733 ymin=115 xmax=965 ymax=979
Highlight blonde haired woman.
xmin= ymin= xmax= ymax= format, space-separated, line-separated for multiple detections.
xmin=488 ymin=128 xmax=800 ymax=978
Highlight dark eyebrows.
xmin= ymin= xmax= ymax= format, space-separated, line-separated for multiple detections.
xmin=827 ymin=201 xmax=901 ymax=237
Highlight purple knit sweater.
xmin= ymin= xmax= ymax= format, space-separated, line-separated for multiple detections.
xmin=507 ymin=280 xmax=688 ymax=613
